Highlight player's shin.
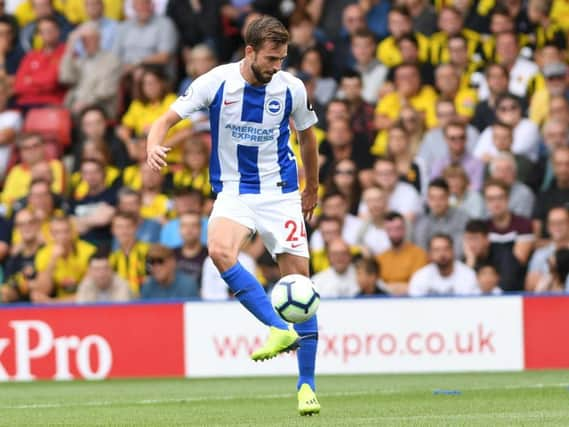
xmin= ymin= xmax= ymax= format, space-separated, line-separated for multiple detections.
xmin=294 ymin=315 xmax=318 ymax=391
xmin=221 ymin=262 xmax=289 ymax=330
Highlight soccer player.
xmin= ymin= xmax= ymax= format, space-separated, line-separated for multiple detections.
xmin=146 ymin=16 xmax=320 ymax=416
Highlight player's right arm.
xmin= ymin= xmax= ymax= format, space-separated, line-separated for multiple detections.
xmin=146 ymin=110 xmax=181 ymax=171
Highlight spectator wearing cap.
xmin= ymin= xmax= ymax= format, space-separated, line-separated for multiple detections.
xmin=13 ymin=16 xmax=66 ymax=110
xmin=2 ymin=133 xmax=65 ymax=208
xmin=408 ymin=233 xmax=480 ymax=296
xmin=529 ymin=62 xmax=569 ymax=127
xmin=76 ymin=248 xmax=131 ymax=303
xmin=350 ymin=29 xmax=388 ymax=105
xmin=533 ymin=147 xmax=569 ymax=240
xmin=112 ymin=0 xmax=178 ymax=78
xmin=59 ymin=21 xmax=122 ymax=118
xmin=141 ymin=244 xmax=198 ymax=300
xmin=32 ymin=215 xmax=96 ymax=302
xmin=19 ymin=0 xmax=72 ymax=52
xmin=487 ymin=152 xmax=535 ymax=218
xmin=463 ymin=219 xmax=525 ymax=292
xmin=430 ymin=119 xmax=484 ymax=190
xmin=526 ymin=206 xmax=569 ymax=291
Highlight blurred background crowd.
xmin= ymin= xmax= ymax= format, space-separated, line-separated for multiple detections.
xmin=0 ymin=0 xmax=568 ymax=304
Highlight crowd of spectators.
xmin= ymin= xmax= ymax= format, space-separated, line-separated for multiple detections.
xmin=0 ymin=0 xmax=568 ymax=304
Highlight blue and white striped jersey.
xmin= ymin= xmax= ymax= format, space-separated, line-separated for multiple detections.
xmin=171 ymin=61 xmax=318 ymax=195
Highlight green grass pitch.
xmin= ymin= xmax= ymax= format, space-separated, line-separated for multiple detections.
xmin=3 ymin=371 xmax=569 ymax=426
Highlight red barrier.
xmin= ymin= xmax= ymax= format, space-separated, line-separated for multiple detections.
xmin=0 ymin=304 xmax=184 ymax=381
xmin=523 ymin=296 xmax=569 ymax=369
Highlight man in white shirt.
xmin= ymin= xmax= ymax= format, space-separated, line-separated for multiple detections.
xmin=311 ymin=238 xmax=359 ymax=298
xmin=409 ymin=233 xmax=480 ymax=296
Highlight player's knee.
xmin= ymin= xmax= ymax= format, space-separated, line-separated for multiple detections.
xmin=208 ymin=241 xmax=238 ymax=269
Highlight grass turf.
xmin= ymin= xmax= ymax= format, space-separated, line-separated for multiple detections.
xmin=2 ymin=371 xmax=569 ymax=426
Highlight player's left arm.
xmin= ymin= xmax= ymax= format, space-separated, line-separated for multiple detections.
xmin=291 ymin=77 xmax=319 ymax=221
xmin=298 ymin=126 xmax=318 ymax=221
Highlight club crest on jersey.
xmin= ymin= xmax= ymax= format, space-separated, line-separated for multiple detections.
xmin=265 ymin=98 xmax=282 ymax=115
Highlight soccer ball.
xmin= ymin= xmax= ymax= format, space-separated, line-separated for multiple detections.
xmin=271 ymin=274 xmax=320 ymax=323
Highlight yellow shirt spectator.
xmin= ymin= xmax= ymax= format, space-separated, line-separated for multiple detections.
xmin=377 ymin=242 xmax=428 ymax=286
xmin=455 ymin=87 xmax=479 ymax=119
xmin=551 ymin=0 xmax=569 ymax=31
xmin=34 ymin=239 xmax=96 ymax=299
xmin=109 ymin=241 xmax=149 ymax=295
xmin=15 ymin=0 xmax=65 ymax=27
xmin=429 ymin=29 xmax=481 ymax=65
xmin=2 ymin=160 xmax=65 ymax=207
xmin=141 ymin=194 xmax=170 ymax=222
xmin=376 ymin=33 xmax=430 ymax=67
xmin=172 ymin=168 xmax=212 ymax=198
xmin=63 ymin=0 xmax=123 ymax=24
xmin=121 ymin=93 xmax=191 ymax=163
xmin=372 ymin=85 xmax=438 ymax=155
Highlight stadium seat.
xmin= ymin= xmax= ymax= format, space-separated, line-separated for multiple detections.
xmin=23 ymin=108 xmax=72 ymax=149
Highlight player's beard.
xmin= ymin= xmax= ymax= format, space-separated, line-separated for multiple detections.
xmin=251 ymin=61 xmax=273 ymax=84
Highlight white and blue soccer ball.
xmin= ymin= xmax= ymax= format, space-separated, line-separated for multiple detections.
xmin=271 ymin=274 xmax=320 ymax=323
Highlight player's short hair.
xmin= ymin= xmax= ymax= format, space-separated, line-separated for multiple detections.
xmin=428 ymin=177 xmax=450 ymax=193
xmin=465 ymin=219 xmax=490 ymax=235
xmin=429 ymin=233 xmax=453 ymax=249
xmin=244 ymin=15 xmax=289 ymax=51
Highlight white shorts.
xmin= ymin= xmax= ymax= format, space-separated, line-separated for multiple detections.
xmin=209 ymin=192 xmax=309 ymax=258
